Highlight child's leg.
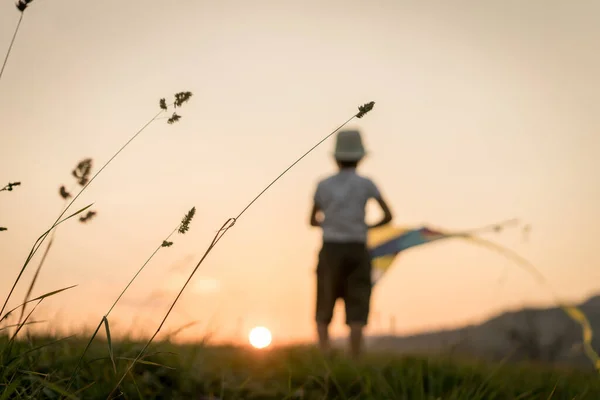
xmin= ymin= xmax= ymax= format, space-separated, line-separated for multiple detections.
xmin=349 ymin=322 xmax=364 ymax=359
xmin=315 ymin=243 xmax=342 ymax=354
xmin=344 ymin=243 xmax=372 ymax=359
xmin=317 ymin=322 xmax=330 ymax=353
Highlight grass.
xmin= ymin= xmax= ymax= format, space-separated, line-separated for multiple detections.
xmin=2 ymin=334 xmax=600 ymax=399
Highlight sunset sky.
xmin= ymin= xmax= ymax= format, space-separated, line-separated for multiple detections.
xmin=1 ymin=0 xmax=599 ymax=345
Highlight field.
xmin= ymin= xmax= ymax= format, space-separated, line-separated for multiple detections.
xmin=2 ymin=335 xmax=600 ymax=399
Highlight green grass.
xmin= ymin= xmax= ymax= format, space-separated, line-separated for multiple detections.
xmin=2 ymin=334 xmax=600 ymax=399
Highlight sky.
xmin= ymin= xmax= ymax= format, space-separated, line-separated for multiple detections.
xmin=0 ymin=0 xmax=599 ymax=346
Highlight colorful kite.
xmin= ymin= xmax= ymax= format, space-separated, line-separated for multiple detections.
xmin=367 ymin=219 xmax=519 ymax=286
xmin=366 ymin=219 xmax=600 ymax=372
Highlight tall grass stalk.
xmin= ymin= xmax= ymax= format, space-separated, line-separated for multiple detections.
xmin=1 ymin=287 xmax=75 ymax=366
xmin=107 ymin=101 xmax=375 ymax=398
xmin=64 ymin=207 xmax=196 ymax=392
xmin=0 ymin=13 xmax=23 ymax=84
xmin=0 ymin=182 xmax=21 ymax=232
xmin=0 ymin=92 xmax=193 ymax=319
xmin=18 ymin=160 xmax=95 ymax=325
xmin=0 ymin=1 xmax=38 ymax=85
xmin=0 ymin=284 xmax=76 ymax=369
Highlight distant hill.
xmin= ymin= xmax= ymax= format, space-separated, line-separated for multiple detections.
xmin=359 ymin=294 xmax=600 ymax=370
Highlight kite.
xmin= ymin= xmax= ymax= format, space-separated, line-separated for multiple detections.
xmin=367 ymin=219 xmax=519 ymax=286
xmin=366 ymin=219 xmax=600 ymax=372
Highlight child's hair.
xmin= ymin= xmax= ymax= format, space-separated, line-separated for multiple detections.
xmin=337 ymin=160 xmax=359 ymax=169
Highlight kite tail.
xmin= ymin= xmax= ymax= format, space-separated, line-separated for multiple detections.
xmin=465 ymin=236 xmax=600 ymax=372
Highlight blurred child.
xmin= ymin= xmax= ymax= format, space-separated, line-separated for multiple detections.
xmin=309 ymin=129 xmax=393 ymax=358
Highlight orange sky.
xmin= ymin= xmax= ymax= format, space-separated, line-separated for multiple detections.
xmin=1 ymin=0 xmax=599 ymax=345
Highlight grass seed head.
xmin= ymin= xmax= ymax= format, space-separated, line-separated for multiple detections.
xmin=2 ymin=181 xmax=21 ymax=191
xmin=178 ymin=207 xmax=196 ymax=234
xmin=167 ymin=112 xmax=181 ymax=124
xmin=356 ymin=101 xmax=375 ymax=118
xmin=79 ymin=210 xmax=97 ymax=223
xmin=16 ymin=0 xmax=34 ymax=12
xmin=72 ymin=158 xmax=93 ymax=186
xmin=173 ymin=91 xmax=193 ymax=108
xmin=59 ymin=186 xmax=72 ymax=199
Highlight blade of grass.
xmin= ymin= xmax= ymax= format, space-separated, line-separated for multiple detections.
xmin=1 ymin=202 xmax=92 ymax=319
xmin=2 ymin=299 xmax=43 ymax=360
xmin=120 ymin=357 xmax=175 ymax=370
xmin=103 ymin=317 xmax=117 ymax=374
xmin=162 ymin=320 xmax=201 ymax=342
xmin=320 ymin=357 xmax=347 ymax=400
xmin=65 ymin=214 xmax=189 ymax=392
xmin=0 ymin=378 xmax=20 ymax=400
xmin=17 ymin=370 xmax=48 ymax=378
xmin=107 ymin=101 xmax=376 ymax=398
xmin=546 ymin=382 xmax=558 ymax=399
xmin=87 ymin=356 xmax=176 ymax=370
xmin=106 ymin=224 xmax=180 ymax=316
xmin=0 ymin=285 xmax=77 ymax=324
xmin=0 ymin=320 xmax=45 ymax=332
xmin=33 ymin=376 xmax=80 ymax=400
xmin=6 ymin=335 xmax=75 ymax=366
xmin=127 ymin=366 xmax=144 ymax=400
xmin=8 ymin=299 xmax=41 ymax=343
xmin=17 ymin=217 xmax=62 ymax=325
xmin=72 ymin=381 xmax=97 ymax=397
xmin=64 ymin=319 xmax=103 ymax=392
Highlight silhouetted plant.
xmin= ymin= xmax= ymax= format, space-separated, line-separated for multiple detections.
xmin=1 ymin=91 xmax=193 ymax=321
xmin=0 ymin=1 xmax=36 ymax=85
xmin=173 ymin=91 xmax=193 ymax=108
xmin=79 ymin=211 xmax=97 ymax=223
xmin=15 ymin=0 xmax=34 ymax=12
xmin=59 ymin=186 xmax=71 ymax=199
xmin=167 ymin=112 xmax=181 ymax=124
xmin=66 ymin=207 xmax=197 ymax=391
xmin=178 ymin=207 xmax=196 ymax=234
xmin=72 ymin=158 xmax=92 ymax=186
xmin=0 ymin=182 xmax=21 ymax=192
xmin=17 ymin=159 xmax=98 ymax=326
xmin=108 ymin=101 xmax=376 ymax=396
xmin=0 ymin=182 xmax=21 ymax=232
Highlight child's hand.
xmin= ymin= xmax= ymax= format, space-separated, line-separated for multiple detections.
xmin=368 ymin=197 xmax=393 ymax=229
xmin=310 ymin=203 xmax=322 ymax=227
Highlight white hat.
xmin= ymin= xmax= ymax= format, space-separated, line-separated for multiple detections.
xmin=333 ymin=129 xmax=366 ymax=161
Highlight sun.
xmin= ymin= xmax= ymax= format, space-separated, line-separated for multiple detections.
xmin=248 ymin=326 xmax=272 ymax=349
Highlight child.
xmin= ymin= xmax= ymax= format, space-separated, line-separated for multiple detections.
xmin=309 ymin=129 xmax=393 ymax=359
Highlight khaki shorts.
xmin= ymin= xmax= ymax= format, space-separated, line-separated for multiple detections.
xmin=315 ymin=242 xmax=372 ymax=326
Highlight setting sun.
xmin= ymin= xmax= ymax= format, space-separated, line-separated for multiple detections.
xmin=249 ymin=326 xmax=272 ymax=349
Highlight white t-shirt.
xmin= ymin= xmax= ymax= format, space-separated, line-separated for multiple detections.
xmin=313 ymin=168 xmax=381 ymax=243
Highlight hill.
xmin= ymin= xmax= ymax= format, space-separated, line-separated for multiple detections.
xmin=364 ymin=294 xmax=600 ymax=370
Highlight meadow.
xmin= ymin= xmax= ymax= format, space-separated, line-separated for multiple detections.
xmin=3 ymin=334 xmax=600 ymax=399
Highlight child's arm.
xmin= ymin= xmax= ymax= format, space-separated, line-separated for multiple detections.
xmin=368 ymin=196 xmax=393 ymax=229
xmin=309 ymin=203 xmax=322 ymax=227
